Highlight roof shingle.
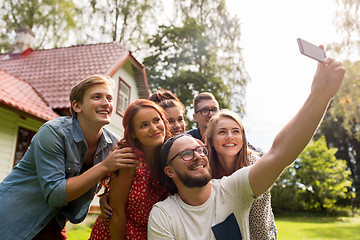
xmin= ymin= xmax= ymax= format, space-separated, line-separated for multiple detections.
xmin=0 ymin=42 xmax=146 ymax=110
xmin=0 ymin=70 xmax=59 ymax=120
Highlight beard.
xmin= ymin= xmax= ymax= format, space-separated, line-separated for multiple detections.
xmin=175 ymin=168 xmax=212 ymax=188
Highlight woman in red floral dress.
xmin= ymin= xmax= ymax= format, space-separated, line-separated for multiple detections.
xmin=89 ymin=99 xmax=171 ymax=240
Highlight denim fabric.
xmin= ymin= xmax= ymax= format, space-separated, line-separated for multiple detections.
xmin=0 ymin=117 xmax=119 ymax=240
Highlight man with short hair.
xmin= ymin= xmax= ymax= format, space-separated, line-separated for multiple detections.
xmin=0 ymin=75 xmax=137 ymax=240
xmin=187 ymin=92 xmax=220 ymax=141
xmin=148 ymin=57 xmax=346 ymax=239
xmin=188 ymin=92 xmax=259 ymax=152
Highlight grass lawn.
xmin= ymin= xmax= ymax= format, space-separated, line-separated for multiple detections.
xmin=276 ymin=213 xmax=360 ymax=240
xmin=67 ymin=214 xmax=96 ymax=240
xmin=67 ymin=223 xmax=93 ymax=239
xmin=67 ymin=213 xmax=360 ymax=239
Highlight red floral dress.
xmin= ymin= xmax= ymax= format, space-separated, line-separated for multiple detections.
xmin=89 ymin=150 xmax=168 ymax=240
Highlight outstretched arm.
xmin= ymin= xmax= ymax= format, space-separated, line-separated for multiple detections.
xmin=249 ymin=57 xmax=346 ymax=197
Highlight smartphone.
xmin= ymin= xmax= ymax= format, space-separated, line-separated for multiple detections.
xmin=297 ymin=38 xmax=326 ymax=62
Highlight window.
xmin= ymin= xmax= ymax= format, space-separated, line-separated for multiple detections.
xmin=117 ymin=78 xmax=131 ymax=116
xmin=14 ymin=127 xmax=36 ymax=167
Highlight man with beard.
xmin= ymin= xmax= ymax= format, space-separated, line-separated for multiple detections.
xmin=148 ymin=57 xmax=346 ymax=240
xmin=187 ymin=92 xmax=219 ymax=141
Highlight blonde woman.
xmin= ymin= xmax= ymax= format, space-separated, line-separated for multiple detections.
xmin=205 ymin=109 xmax=277 ymax=239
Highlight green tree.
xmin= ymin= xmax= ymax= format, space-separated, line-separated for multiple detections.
xmin=327 ymin=60 xmax=360 ymax=142
xmin=144 ymin=18 xmax=229 ymax=112
xmin=173 ymin=0 xmax=249 ymax=114
xmin=271 ymin=166 xmax=301 ymax=212
xmin=316 ymin=0 xmax=360 ymax=208
xmin=145 ymin=0 xmax=249 ymax=118
xmin=295 ymin=136 xmax=353 ymax=211
xmin=317 ymin=61 xmax=360 ymax=207
xmin=0 ymin=0 xmax=78 ymax=52
xmin=317 ymin=116 xmax=360 ymax=208
xmin=272 ymin=136 xmax=353 ymax=212
xmin=80 ymin=0 xmax=161 ymax=53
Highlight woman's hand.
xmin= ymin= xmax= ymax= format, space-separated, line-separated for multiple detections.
xmin=99 ymin=193 xmax=112 ymax=219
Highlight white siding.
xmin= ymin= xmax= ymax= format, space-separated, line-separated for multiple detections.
xmin=0 ymin=60 xmax=144 ymax=210
xmin=0 ymin=107 xmax=43 ymax=181
xmin=108 ymin=60 xmax=140 ymax=138
xmin=90 ymin=61 xmax=143 ymax=210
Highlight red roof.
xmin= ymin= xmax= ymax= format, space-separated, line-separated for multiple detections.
xmin=0 ymin=42 xmax=149 ymax=114
xmin=0 ymin=69 xmax=59 ymax=120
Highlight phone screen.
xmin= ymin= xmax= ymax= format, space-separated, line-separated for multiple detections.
xmin=297 ymin=38 xmax=326 ymax=62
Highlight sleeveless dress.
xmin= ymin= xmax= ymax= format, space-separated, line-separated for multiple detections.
xmin=89 ymin=150 xmax=168 ymax=240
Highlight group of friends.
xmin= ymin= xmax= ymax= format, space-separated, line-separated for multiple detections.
xmin=0 ymin=56 xmax=346 ymax=240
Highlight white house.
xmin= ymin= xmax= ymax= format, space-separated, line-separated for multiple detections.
xmin=0 ymin=28 xmax=149 ymax=211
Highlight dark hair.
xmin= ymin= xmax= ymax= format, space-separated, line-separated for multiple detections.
xmin=160 ymin=133 xmax=193 ymax=195
xmin=149 ymin=89 xmax=185 ymax=113
xmin=160 ymin=134 xmax=205 ymax=195
xmin=149 ymin=89 xmax=180 ymax=103
xmin=193 ymin=92 xmax=218 ymax=112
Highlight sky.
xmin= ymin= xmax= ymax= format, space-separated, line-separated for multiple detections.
xmin=225 ymin=0 xmax=342 ymax=152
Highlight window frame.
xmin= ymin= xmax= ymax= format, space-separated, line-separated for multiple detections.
xmin=13 ymin=127 xmax=36 ymax=167
xmin=116 ymin=77 xmax=131 ymax=117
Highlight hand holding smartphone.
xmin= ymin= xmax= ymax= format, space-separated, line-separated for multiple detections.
xmin=297 ymin=38 xmax=326 ymax=62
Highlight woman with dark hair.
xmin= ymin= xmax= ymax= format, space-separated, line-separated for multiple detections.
xmin=89 ymin=99 xmax=171 ymax=240
xmin=150 ymin=89 xmax=186 ymax=136
xmin=205 ymin=109 xmax=277 ymax=239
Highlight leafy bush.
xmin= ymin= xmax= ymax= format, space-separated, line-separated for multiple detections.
xmin=271 ymin=136 xmax=354 ymax=212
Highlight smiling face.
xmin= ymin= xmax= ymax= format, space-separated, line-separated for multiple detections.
xmin=131 ymin=107 xmax=166 ymax=149
xmin=193 ymin=99 xmax=219 ymax=138
xmin=166 ymin=106 xmax=186 ymax=136
xmin=165 ymin=136 xmax=211 ymax=188
xmin=72 ymin=83 xmax=113 ymax=128
xmin=212 ymin=118 xmax=243 ymax=160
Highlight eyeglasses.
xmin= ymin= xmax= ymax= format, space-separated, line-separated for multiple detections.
xmin=168 ymin=146 xmax=208 ymax=164
xmin=195 ymin=107 xmax=219 ymax=117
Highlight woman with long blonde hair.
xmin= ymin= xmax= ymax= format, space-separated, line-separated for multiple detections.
xmin=205 ymin=109 xmax=277 ymax=239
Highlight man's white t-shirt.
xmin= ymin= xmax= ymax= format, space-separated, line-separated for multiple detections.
xmin=148 ymin=166 xmax=254 ymax=240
